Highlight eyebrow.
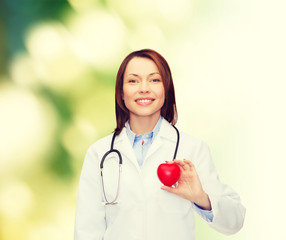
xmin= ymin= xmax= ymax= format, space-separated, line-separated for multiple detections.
xmin=127 ymin=72 xmax=160 ymax=77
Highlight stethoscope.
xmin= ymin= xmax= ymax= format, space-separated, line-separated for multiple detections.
xmin=100 ymin=125 xmax=180 ymax=205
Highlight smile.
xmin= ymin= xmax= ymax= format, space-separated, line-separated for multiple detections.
xmin=135 ymin=98 xmax=155 ymax=105
xmin=136 ymin=99 xmax=153 ymax=103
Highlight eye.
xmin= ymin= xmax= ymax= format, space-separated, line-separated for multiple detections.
xmin=128 ymin=79 xmax=137 ymax=83
xmin=152 ymin=79 xmax=161 ymax=82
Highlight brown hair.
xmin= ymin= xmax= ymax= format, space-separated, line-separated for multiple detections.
xmin=114 ymin=49 xmax=177 ymax=134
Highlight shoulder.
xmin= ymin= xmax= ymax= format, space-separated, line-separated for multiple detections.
xmin=176 ymin=130 xmax=211 ymax=162
xmin=160 ymin=118 xmax=208 ymax=147
xmin=160 ymin=119 xmax=209 ymax=154
xmin=179 ymin=131 xmax=207 ymax=148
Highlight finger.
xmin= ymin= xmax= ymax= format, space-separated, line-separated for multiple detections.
xmin=163 ymin=161 xmax=186 ymax=174
xmin=165 ymin=160 xmax=175 ymax=164
xmin=177 ymin=159 xmax=193 ymax=171
xmin=183 ymin=159 xmax=195 ymax=168
xmin=171 ymin=160 xmax=187 ymax=171
xmin=161 ymin=185 xmax=178 ymax=194
xmin=183 ymin=159 xmax=193 ymax=165
xmin=173 ymin=159 xmax=180 ymax=161
xmin=184 ymin=162 xmax=193 ymax=170
xmin=173 ymin=159 xmax=186 ymax=168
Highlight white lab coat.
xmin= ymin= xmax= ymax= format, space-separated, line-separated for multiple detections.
xmin=74 ymin=119 xmax=245 ymax=240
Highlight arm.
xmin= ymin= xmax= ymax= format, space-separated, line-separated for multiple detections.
xmin=161 ymin=141 xmax=246 ymax=235
xmin=74 ymin=146 xmax=106 ymax=240
xmin=161 ymin=159 xmax=212 ymax=210
xmin=194 ymin=141 xmax=246 ymax=235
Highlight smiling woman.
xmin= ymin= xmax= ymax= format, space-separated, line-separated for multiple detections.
xmin=74 ymin=49 xmax=245 ymax=240
xmin=122 ymin=57 xmax=165 ymax=134
xmin=115 ymin=49 xmax=177 ymax=135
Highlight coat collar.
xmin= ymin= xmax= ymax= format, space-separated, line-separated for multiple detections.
xmin=113 ymin=118 xmax=178 ymax=170
xmin=115 ymin=118 xmax=177 ymax=144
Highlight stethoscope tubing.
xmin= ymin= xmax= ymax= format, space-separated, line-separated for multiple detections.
xmin=100 ymin=124 xmax=179 ymax=205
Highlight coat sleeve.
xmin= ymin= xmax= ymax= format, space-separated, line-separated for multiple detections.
xmin=195 ymin=140 xmax=246 ymax=235
xmin=74 ymin=146 xmax=106 ymax=240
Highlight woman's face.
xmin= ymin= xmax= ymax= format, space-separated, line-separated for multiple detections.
xmin=122 ymin=57 xmax=165 ymax=121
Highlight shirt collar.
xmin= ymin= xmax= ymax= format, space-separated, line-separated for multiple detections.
xmin=125 ymin=116 xmax=163 ymax=146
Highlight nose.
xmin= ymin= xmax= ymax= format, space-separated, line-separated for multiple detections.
xmin=139 ymin=80 xmax=150 ymax=93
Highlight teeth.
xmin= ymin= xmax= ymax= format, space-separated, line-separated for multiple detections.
xmin=137 ymin=99 xmax=152 ymax=103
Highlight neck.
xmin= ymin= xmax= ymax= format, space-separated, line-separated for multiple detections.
xmin=129 ymin=115 xmax=160 ymax=135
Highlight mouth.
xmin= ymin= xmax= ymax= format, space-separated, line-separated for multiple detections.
xmin=135 ymin=98 xmax=155 ymax=105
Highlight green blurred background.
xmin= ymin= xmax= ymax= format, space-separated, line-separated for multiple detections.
xmin=1 ymin=0 xmax=285 ymax=239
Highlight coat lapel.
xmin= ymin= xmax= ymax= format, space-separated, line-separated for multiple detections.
xmin=145 ymin=119 xmax=178 ymax=161
xmin=113 ymin=119 xmax=178 ymax=171
xmin=113 ymin=128 xmax=141 ymax=171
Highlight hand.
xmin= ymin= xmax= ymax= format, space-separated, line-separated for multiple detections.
xmin=161 ymin=159 xmax=212 ymax=210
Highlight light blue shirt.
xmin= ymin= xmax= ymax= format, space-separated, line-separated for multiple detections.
xmin=125 ymin=116 xmax=214 ymax=222
xmin=125 ymin=116 xmax=163 ymax=166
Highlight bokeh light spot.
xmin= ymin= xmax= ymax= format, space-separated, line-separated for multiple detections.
xmin=0 ymin=84 xmax=57 ymax=174
xmin=0 ymin=181 xmax=34 ymax=220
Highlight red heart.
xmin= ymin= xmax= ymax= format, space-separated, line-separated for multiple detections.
xmin=157 ymin=162 xmax=181 ymax=187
